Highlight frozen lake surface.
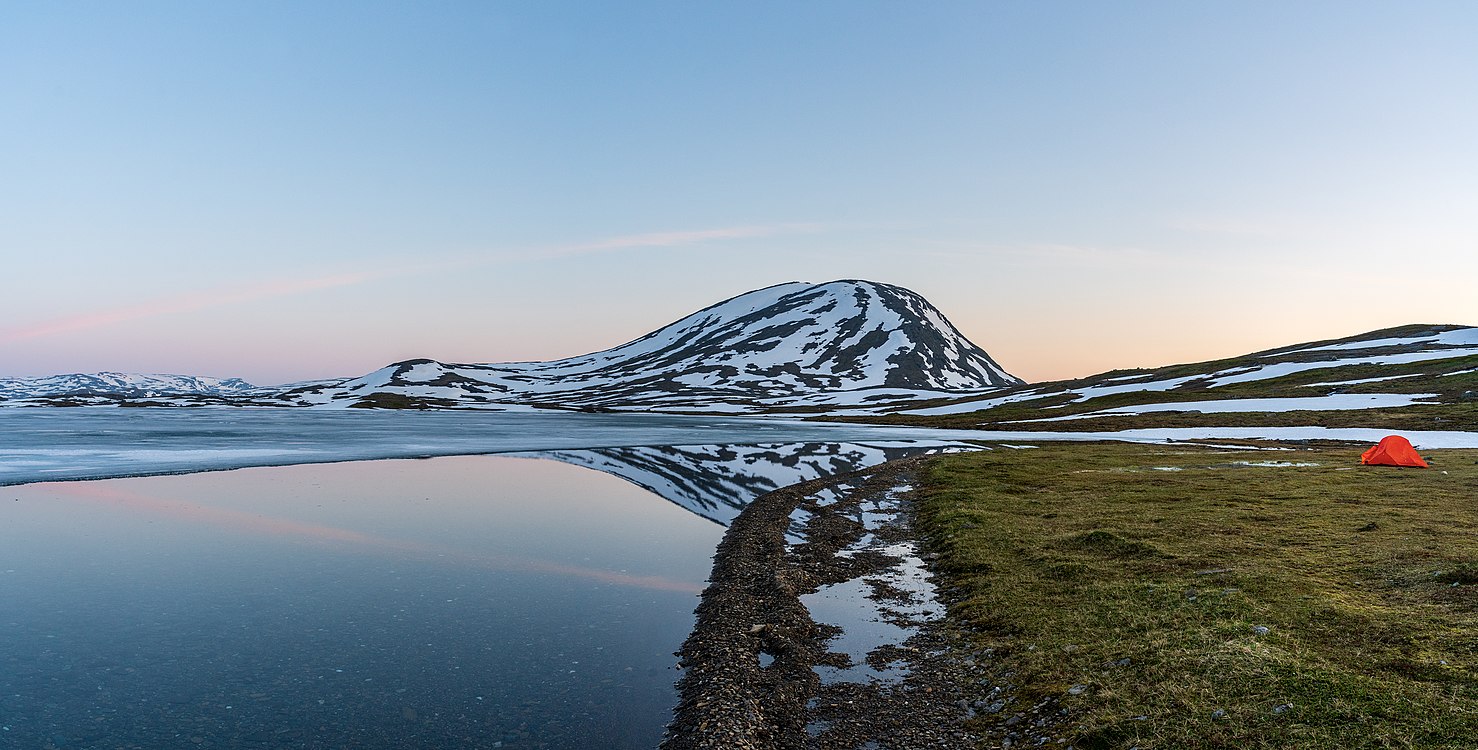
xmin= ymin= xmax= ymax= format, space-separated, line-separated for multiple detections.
xmin=0 ymin=408 xmax=997 ymax=486
xmin=5 ymin=408 xmax=1477 ymax=488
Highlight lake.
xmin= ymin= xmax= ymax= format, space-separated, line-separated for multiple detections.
xmin=1 ymin=455 xmax=725 ymax=749
xmin=0 ymin=440 xmax=961 ymax=749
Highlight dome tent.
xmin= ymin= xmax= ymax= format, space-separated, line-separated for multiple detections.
xmin=1360 ymin=435 xmax=1429 ymax=468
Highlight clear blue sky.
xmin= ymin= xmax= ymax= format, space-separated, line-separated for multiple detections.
xmin=3 ymin=1 xmax=1475 ymax=384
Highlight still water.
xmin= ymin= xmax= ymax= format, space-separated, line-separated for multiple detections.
xmin=0 ymin=456 xmax=724 ymax=749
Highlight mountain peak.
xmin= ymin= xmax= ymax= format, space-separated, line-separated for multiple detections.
xmin=290 ymin=279 xmax=1020 ymax=411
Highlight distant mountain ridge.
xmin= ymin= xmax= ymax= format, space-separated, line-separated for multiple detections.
xmin=0 ymin=372 xmax=262 ymax=402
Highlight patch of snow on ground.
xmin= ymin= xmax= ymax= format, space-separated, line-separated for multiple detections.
xmin=1204 ymin=349 xmax=1478 ymax=387
xmin=1065 ymin=375 xmax=1207 ymax=402
xmin=789 ymin=387 xmax=1003 ymax=408
xmin=898 ymin=389 xmax=1045 ymax=416
xmin=1300 ymin=373 xmax=1426 ymax=387
xmin=1232 ymin=461 xmax=1321 ymax=467
xmin=1013 ymin=393 xmax=1440 ymax=422
xmin=398 ymin=362 xmax=444 ymax=382
xmin=1292 ymin=328 xmax=1478 ymax=354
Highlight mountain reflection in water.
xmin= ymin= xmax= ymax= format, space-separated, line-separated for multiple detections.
xmin=521 ymin=440 xmax=976 ymax=526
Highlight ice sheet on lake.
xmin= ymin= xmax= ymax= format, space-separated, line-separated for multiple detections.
xmin=0 ymin=409 xmax=1005 ymax=487
xmin=4 ymin=408 xmax=1476 ymax=488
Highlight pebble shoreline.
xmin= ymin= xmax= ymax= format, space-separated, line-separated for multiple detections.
xmin=662 ymin=456 xmax=1072 ymax=750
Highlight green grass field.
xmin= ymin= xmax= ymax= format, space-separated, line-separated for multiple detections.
xmin=917 ymin=442 xmax=1478 ymax=749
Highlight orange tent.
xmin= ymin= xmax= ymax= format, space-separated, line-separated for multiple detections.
xmin=1360 ymin=435 xmax=1429 ymax=468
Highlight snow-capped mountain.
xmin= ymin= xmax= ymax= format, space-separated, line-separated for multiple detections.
xmin=0 ymin=372 xmax=262 ymax=402
xmin=283 ymin=280 xmax=1020 ymax=411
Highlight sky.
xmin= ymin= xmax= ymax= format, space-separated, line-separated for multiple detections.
xmin=3 ymin=1 xmax=1475 ymax=385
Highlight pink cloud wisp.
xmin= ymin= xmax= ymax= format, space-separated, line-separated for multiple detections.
xmin=4 ymin=223 xmax=818 ymax=344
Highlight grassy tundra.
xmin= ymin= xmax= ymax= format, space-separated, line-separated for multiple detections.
xmin=919 ymin=442 xmax=1478 ymax=749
